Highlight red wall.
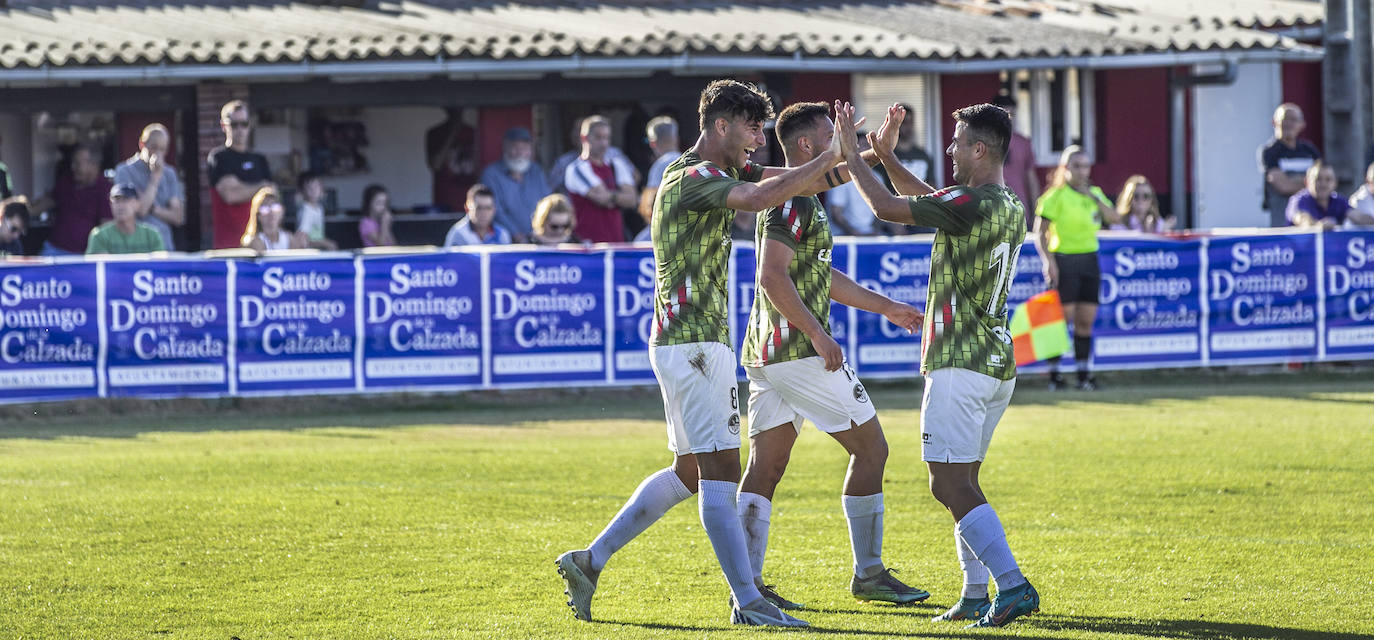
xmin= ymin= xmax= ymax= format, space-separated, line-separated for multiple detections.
xmin=1092 ymin=67 xmax=1173 ymax=201
xmin=789 ymin=73 xmax=852 ymax=106
xmin=939 ymin=73 xmax=1003 ymax=181
xmin=1282 ymin=61 xmax=1324 ymax=155
xmin=477 ymin=105 xmax=533 ymax=167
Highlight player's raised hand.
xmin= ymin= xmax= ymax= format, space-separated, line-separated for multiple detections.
xmin=870 ymin=103 xmax=905 ymax=157
xmin=810 ymin=332 xmax=845 ymax=371
xmin=883 ymin=301 xmax=924 ymax=334
xmin=831 ymin=101 xmax=865 ymax=162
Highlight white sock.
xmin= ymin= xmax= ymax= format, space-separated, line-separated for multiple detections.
xmin=699 ymin=480 xmax=764 ymax=607
xmin=736 ymin=491 xmax=772 ymax=585
xmin=587 ymin=468 xmax=693 ymax=572
xmin=842 ymin=493 xmax=885 ymax=578
xmin=955 ymin=527 xmax=990 ymax=599
xmin=955 ymin=503 xmax=1026 ymax=590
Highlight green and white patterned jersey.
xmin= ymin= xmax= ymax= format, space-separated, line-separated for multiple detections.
xmin=741 ymin=195 xmax=833 ymax=367
xmin=651 ymin=149 xmax=765 ymax=346
xmin=908 ymin=184 xmax=1026 ymax=380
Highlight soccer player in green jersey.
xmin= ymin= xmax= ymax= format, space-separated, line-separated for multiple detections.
xmin=735 ymin=102 xmax=929 ymax=610
xmin=557 ymin=80 xmax=883 ymax=628
xmin=836 ymin=101 xmax=1040 ymax=628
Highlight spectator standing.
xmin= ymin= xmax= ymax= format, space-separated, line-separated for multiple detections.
xmin=358 ymin=184 xmax=396 ymax=247
xmin=638 ymin=116 xmax=682 ymax=227
xmin=530 ymin=193 xmax=580 ymax=246
xmin=426 ymin=108 xmax=479 ymax=213
xmin=294 ymin=172 xmax=337 ymax=250
xmin=479 ymin=127 xmax=550 ymax=242
xmin=551 ymin=117 xmax=636 ymax=194
xmin=1286 ymin=162 xmax=1349 ymax=229
xmin=86 ymin=184 xmax=162 ymax=255
xmin=1258 ymin=103 xmax=1321 ymax=227
xmin=0 ymin=197 xmax=30 ymax=257
xmin=1113 ymin=175 xmax=1173 ymax=233
xmin=992 ymin=94 xmax=1040 ymax=227
xmin=1346 ymin=162 xmax=1374 ymax=228
xmin=242 ymin=186 xmax=308 ymax=251
xmin=114 ymin=123 xmax=184 ymax=251
xmin=445 ymin=184 xmax=511 ymax=247
xmin=207 ymin=100 xmax=272 ymax=249
xmin=36 ymin=144 xmax=112 ymax=255
xmin=1034 ymin=145 xmax=1119 ymax=391
xmin=565 ymin=116 xmax=637 ymax=243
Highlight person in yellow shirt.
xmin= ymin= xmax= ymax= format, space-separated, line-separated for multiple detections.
xmin=1034 ymin=146 xmax=1119 ymax=390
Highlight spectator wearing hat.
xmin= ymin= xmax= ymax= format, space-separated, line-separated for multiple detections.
xmin=87 ymin=184 xmax=163 ymax=255
xmin=32 ymin=144 xmax=112 ymax=255
xmin=114 ymin=123 xmax=185 ymax=251
xmin=479 ymin=126 xmax=550 ymax=242
xmin=0 ymin=197 xmax=30 ymax=257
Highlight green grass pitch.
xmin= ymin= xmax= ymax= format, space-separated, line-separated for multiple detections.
xmin=2 ymin=371 xmax=1372 ymax=639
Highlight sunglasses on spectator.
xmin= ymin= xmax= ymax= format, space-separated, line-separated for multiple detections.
xmin=259 ymin=203 xmax=284 ymax=215
xmin=224 ymin=120 xmax=252 ymax=129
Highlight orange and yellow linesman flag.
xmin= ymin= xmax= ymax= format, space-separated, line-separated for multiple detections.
xmin=1009 ymin=290 xmax=1071 ymax=366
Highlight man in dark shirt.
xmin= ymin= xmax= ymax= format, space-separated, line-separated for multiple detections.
xmin=35 ymin=144 xmax=112 ymax=255
xmin=426 ymin=108 xmax=479 ymax=213
xmin=207 ymin=100 xmax=272 ymax=249
xmin=1258 ymin=103 xmax=1321 ymax=227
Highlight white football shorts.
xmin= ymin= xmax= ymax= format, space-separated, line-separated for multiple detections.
xmin=650 ymin=341 xmax=743 ymax=455
xmin=745 ymin=357 xmax=878 ymax=438
xmin=920 ymin=367 xmax=1016 ymax=463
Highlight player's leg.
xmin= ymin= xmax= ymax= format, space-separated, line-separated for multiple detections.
xmin=738 ymin=424 xmax=800 ymax=607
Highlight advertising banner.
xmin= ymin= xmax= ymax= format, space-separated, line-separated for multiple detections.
xmin=104 ymin=260 xmax=231 ymax=396
xmin=1321 ymin=230 xmax=1374 ymax=360
xmin=1205 ymin=234 xmax=1319 ymax=363
xmin=489 ymin=250 xmax=606 ymax=386
xmin=1093 ymin=237 xmax=1205 ymax=368
xmin=360 ymin=252 xmax=483 ymax=389
xmin=234 ymin=258 xmax=357 ymax=394
xmin=0 ymin=263 xmax=101 ymax=402
xmin=610 ymin=248 xmax=657 ymax=383
xmin=850 ymin=241 xmax=929 ymax=377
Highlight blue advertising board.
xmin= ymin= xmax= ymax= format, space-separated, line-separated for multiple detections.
xmin=489 ymin=250 xmax=606 ymax=385
xmin=104 ymin=260 xmax=231 ymax=396
xmin=850 ymin=240 xmax=928 ymax=377
xmin=360 ymin=252 xmax=483 ymax=389
xmin=732 ymin=244 xmax=756 ymax=379
xmin=1205 ymin=234 xmax=1319 ymax=363
xmin=1093 ymin=236 xmax=1205 ymax=369
xmin=0 ymin=263 xmax=101 ymax=402
xmin=1321 ymin=230 xmax=1374 ymax=360
xmin=234 ymin=258 xmax=357 ymax=394
xmin=610 ymin=248 xmax=657 ymax=383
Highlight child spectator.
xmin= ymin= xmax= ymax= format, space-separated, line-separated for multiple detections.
xmin=359 ymin=183 xmax=396 ymax=247
xmin=295 ymin=172 xmax=337 ymax=250
xmin=1286 ymin=162 xmax=1349 ymax=229
xmin=242 ymin=186 xmax=309 ymax=251
xmin=1114 ymin=175 xmax=1174 ymax=233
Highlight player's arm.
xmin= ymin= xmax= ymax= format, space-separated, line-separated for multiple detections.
xmin=830 ymin=268 xmax=921 ymax=334
xmin=758 ymin=237 xmax=843 ymax=371
xmin=1033 ymin=213 xmax=1057 ymax=286
xmin=758 ymin=150 xmax=883 ymax=197
xmin=833 ymin=101 xmax=926 ymax=225
xmin=871 ymin=104 xmax=936 ymax=197
xmin=1090 ymin=186 xmax=1121 ymax=226
xmin=723 ymin=147 xmax=841 ymax=213
xmin=1266 ymin=167 xmax=1305 ymax=196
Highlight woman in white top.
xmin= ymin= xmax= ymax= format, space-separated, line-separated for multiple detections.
xmin=1114 ymin=175 xmax=1174 ymax=234
xmin=242 ymin=186 xmax=309 ymax=252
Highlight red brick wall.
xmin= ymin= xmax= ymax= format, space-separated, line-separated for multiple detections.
xmin=1282 ymin=61 xmax=1324 ymax=156
xmin=1091 ymin=67 xmax=1172 ymax=201
xmin=195 ymin=83 xmax=249 ymax=250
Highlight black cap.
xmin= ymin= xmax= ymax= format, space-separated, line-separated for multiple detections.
xmin=109 ymin=183 xmax=139 ymax=200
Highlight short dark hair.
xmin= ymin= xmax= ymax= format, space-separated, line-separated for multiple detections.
xmin=774 ymin=102 xmax=830 ymax=150
xmin=467 ymin=183 xmax=494 ymax=203
xmin=2 ymin=196 xmax=31 ymax=228
xmin=952 ymin=103 xmax=1012 ymax=161
xmin=698 ymin=79 xmax=774 ymax=131
xmin=296 ymin=171 xmax=321 ymax=191
xmin=992 ymin=93 xmax=1017 ymax=109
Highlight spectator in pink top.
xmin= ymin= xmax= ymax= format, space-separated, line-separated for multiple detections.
xmin=993 ymin=93 xmax=1040 ymax=228
xmin=34 ymin=144 xmax=112 ymax=256
xmin=564 ymin=115 xmax=637 ymax=243
xmin=359 ymin=183 xmax=396 ymax=247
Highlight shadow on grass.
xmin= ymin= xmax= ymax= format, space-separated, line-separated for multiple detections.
xmin=1000 ymin=368 xmax=1374 ymax=409
xmin=602 ymin=612 xmax=1371 ymax=639
xmin=1027 ymin=613 xmax=1374 ymax=640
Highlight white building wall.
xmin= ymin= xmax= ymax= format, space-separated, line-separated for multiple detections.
xmin=1192 ymin=61 xmax=1283 ymax=229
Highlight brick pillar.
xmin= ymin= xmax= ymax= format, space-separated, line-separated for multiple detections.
xmin=195 ymin=82 xmax=249 ymax=250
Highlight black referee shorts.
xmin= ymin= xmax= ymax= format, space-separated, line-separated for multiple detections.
xmin=1054 ymin=252 xmax=1101 ymax=304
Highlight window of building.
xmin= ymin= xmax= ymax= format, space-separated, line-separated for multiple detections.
xmin=851 ymin=73 xmax=942 ymax=184
xmin=1001 ymin=68 xmax=1095 ymax=165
